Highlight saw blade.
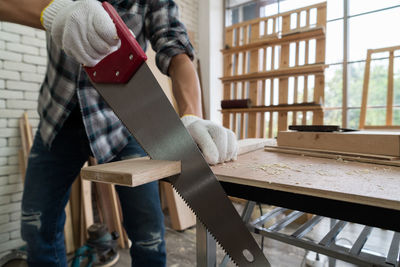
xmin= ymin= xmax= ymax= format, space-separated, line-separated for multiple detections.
xmin=91 ymin=63 xmax=270 ymax=266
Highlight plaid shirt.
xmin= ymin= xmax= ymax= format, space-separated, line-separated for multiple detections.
xmin=38 ymin=0 xmax=194 ymax=163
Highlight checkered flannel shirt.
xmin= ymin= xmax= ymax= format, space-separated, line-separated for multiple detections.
xmin=38 ymin=0 xmax=194 ymax=163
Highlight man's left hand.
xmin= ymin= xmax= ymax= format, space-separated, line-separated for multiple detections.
xmin=182 ymin=115 xmax=238 ymax=165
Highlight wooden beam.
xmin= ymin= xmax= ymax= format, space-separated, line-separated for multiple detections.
xmin=277 ymin=130 xmax=400 ymax=157
xmin=222 ymin=27 xmax=325 ymax=54
xmin=359 ymin=51 xmax=372 ymax=129
xmin=221 ymin=64 xmax=326 ymax=82
xmin=387 ymin=51 xmax=394 ymax=126
xmin=221 ymin=104 xmax=323 ymax=113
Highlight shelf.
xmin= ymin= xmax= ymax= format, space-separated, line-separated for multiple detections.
xmin=221 ymin=103 xmax=323 ymax=113
xmin=222 ymin=27 xmax=325 ymax=54
xmin=221 ymin=64 xmax=327 ymax=83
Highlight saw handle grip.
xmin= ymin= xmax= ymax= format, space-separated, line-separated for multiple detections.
xmin=84 ymin=2 xmax=147 ymax=84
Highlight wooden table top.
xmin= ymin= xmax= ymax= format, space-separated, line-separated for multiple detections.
xmin=212 ymin=148 xmax=400 ymax=211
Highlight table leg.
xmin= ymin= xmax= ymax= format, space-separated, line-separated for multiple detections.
xmin=197 ymin=218 xmax=216 ymax=267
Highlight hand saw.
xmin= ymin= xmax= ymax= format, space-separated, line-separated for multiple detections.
xmin=84 ymin=3 xmax=270 ymax=266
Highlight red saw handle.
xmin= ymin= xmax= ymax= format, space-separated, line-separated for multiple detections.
xmin=84 ymin=2 xmax=147 ymax=83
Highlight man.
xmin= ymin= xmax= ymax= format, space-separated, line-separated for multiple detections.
xmin=0 ymin=0 xmax=237 ymax=266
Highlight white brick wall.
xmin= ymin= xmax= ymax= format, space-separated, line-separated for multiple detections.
xmin=0 ymin=0 xmax=198 ymax=257
xmin=176 ymin=0 xmax=199 ymax=51
xmin=0 ymin=21 xmax=44 ymax=256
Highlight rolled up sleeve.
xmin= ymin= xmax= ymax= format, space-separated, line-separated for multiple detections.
xmin=144 ymin=0 xmax=194 ymax=75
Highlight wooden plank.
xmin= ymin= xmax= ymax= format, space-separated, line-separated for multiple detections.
xmin=82 ymin=138 xmax=270 ymax=188
xmin=247 ymin=44 xmax=260 ymax=137
xmin=222 ymin=83 xmax=232 ymax=129
xmin=64 ymin=202 xmax=75 ymax=254
xmin=23 ymin=112 xmax=33 ymax=149
xmin=70 ymin=176 xmax=82 ymax=248
xmin=278 ymin=78 xmax=289 ymax=131
xmin=18 ymin=150 xmax=26 ymax=183
xmin=387 ymin=51 xmax=394 ymax=126
xmin=221 ymin=104 xmax=323 ymax=113
xmin=81 ymin=178 xmax=94 ymax=232
xmin=277 ymin=131 xmax=400 ymax=157
xmin=81 ymin=159 xmax=181 ymax=187
xmin=221 ymin=64 xmax=326 ymax=82
xmin=222 ymin=27 xmax=325 ymax=54
xmin=223 ymin=54 xmax=233 ymax=77
xmin=212 ymin=148 xmax=400 ymax=211
xmin=265 ymin=145 xmax=400 ymax=162
xmin=225 ymin=29 xmax=233 ymax=48
xmin=359 ymin=51 xmax=372 ymax=129
xmin=94 ymin=183 xmax=125 ymax=248
xmin=161 ymin=182 xmax=195 ymax=231
xmin=109 ymin=185 xmax=126 ymax=248
xmin=368 ymin=45 xmax=400 ymax=54
xmin=312 ymin=74 xmax=325 ymax=125
xmin=269 ymin=80 xmax=274 ymax=138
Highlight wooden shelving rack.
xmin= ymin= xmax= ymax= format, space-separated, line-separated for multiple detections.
xmin=221 ymin=2 xmax=327 ymax=138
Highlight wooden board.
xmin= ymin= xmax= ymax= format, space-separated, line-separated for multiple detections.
xmin=80 ymin=139 xmax=268 ymax=186
xmin=277 ymin=131 xmax=400 ymax=157
xmin=81 ymin=159 xmax=181 ymax=186
xmin=265 ymin=146 xmax=400 ymax=167
xmin=212 ymin=149 xmax=400 ymax=211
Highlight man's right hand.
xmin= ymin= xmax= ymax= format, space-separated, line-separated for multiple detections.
xmin=42 ymin=0 xmax=120 ymax=66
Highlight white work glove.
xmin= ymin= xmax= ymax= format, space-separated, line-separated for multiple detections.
xmin=182 ymin=115 xmax=238 ymax=165
xmin=41 ymin=0 xmax=120 ymax=66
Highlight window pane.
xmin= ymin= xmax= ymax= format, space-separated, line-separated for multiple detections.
xmin=365 ymin=108 xmax=387 ymax=126
xmin=324 ymin=109 xmax=342 ymax=126
xmin=279 ymin=0 xmax=325 ymax=13
xmin=326 ymin=20 xmax=343 ymax=64
xmin=327 ymin=0 xmax=343 ymax=20
xmin=394 ymin=107 xmax=400 ymax=125
xmin=243 ymin=3 xmax=257 ymax=21
xmin=394 ymin=56 xmax=400 ymax=106
xmin=260 ymin=3 xmax=279 ymax=17
xmin=348 ymin=108 xmax=360 ymax=129
xmin=348 ymin=7 xmax=400 ymax=62
xmin=349 ymin=0 xmax=400 ymax=16
xmin=325 ymin=64 xmax=343 ymax=107
xmin=348 ymin=61 xmax=365 ymax=107
xmin=367 ymin=58 xmax=390 ymax=107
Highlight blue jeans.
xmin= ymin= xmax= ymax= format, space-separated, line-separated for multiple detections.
xmin=21 ymin=124 xmax=166 ymax=267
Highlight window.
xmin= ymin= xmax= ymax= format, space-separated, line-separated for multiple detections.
xmin=225 ymin=0 xmax=400 ymax=128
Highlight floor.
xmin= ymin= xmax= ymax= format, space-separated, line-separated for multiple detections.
xmin=113 ymin=204 xmax=396 ymax=267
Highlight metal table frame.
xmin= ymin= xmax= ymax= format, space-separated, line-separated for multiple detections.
xmin=196 ymin=182 xmax=400 ymax=267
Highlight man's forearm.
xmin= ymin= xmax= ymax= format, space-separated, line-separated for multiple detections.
xmin=168 ymin=54 xmax=203 ymax=118
xmin=0 ymin=0 xmax=50 ymax=29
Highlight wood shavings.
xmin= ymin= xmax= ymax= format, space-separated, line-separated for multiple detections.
xmin=383 ymin=168 xmax=392 ymax=173
xmin=358 ymin=169 xmax=371 ymax=174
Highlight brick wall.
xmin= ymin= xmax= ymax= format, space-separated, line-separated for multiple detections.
xmin=0 ymin=21 xmax=46 ymax=257
xmin=176 ymin=0 xmax=199 ymax=50
xmin=0 ymin=0 xmax=198 ymax=258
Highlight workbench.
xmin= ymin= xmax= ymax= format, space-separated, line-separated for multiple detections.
xmin=202 ymin=143 xmax=400 ymax=267
xmin=81 ymin=139 xmax=400 ymax=266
